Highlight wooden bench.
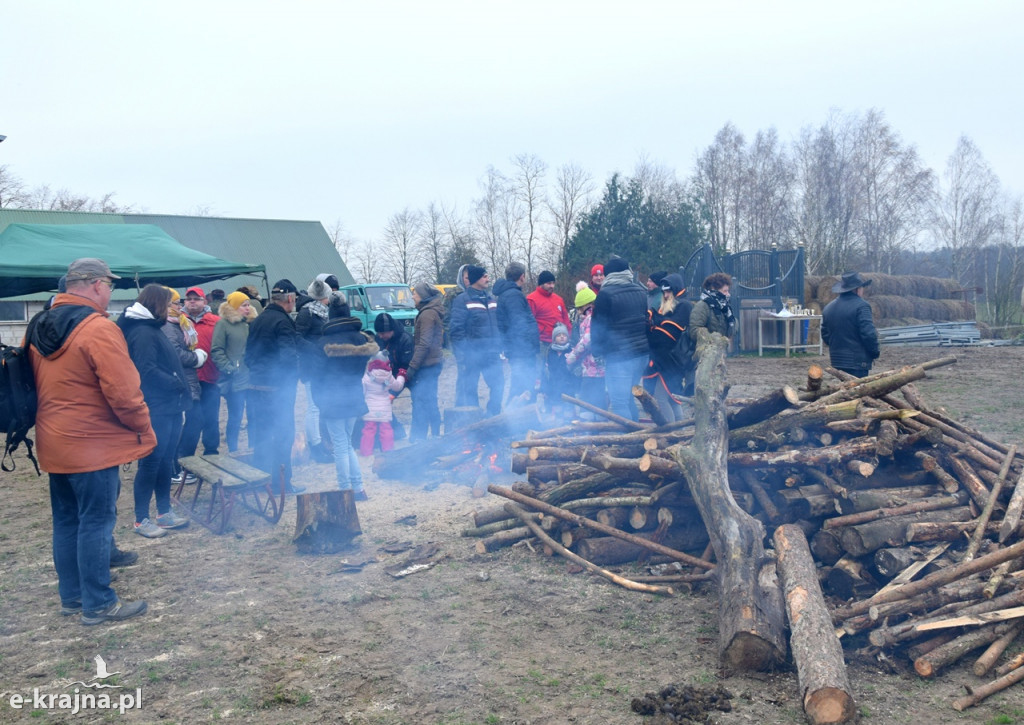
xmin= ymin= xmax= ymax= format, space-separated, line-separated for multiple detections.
xmin=172 ymin=454 xmax=285 ymax=534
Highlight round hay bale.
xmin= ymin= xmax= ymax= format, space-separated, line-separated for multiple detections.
xmin=937 ymin=278 xmax=962 ymax=298
xmin=870 ymin=294 xmax=915 ymax=319
xmin=804 ymin=276 xmax=822 ymax=302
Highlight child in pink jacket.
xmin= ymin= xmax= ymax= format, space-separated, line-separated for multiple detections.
xmin=360 ymin=356 xmax=405 ymax=456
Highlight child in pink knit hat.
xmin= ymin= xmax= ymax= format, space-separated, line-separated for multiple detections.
xmin=360 ymin=355 xmax=405 ymax=456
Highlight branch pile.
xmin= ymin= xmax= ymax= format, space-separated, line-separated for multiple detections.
xmin=471 ymin=340 xmax=1024 ymax=719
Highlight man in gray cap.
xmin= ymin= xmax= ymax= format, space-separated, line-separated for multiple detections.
xmin=822 ymin=272 xmax=880 ymax=378
xmin=27 ymin=258 xmax=156 ymax=624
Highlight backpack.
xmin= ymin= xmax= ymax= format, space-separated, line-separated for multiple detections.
xmin=1 ymin=317 xmax=40 ymax=475
xmin=668 ymin=326 xmax=695 ymax=372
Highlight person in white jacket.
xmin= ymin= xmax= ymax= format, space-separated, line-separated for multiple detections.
xmin=359 ymin=355 xmax=405 ymax=456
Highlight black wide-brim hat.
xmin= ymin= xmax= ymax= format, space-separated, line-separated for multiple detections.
xmin=832 ymin=272 xmax=873 ymax=294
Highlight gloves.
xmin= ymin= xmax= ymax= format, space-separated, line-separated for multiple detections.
xmin=404 ymin=368 xmax=416 ymax=385
xmin=194 ymin=349 xmax=208 ymax=368
xmin=397 ymin=368 xmax=407 ymax=379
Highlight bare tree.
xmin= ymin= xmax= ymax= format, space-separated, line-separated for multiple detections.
xmin=931 ymin=135 xmax=1002 ymax=286
xmin=792 ymin=112 xmax=862 ymax=273
xmin=854 ymin=110 xmax=933 ymax=273
xmin=325 ymin=217 xmax=354 ymax=261
xmin=982 ymin=195 xmax=1024 ymax=327
xmin=694 ymin=123 xmax=747 ymax=253
xmin=350 ymin=238 xmax=384 ymax=284
xmin=547 ymin=162 xmax=594 ymax=251
xmin=380 ymin=208 xmax=423 ymax=284
xmin=0 ymin=165 xmax=27 ymax=208
xmin=510 ymin=153 xmax=548 ymax=278
xmin=473 ymin=166 xmax=517 ymax=275
xmin=419 ymin=202 xmax=449 ymax=284
xmin=743 ymin=128 xmax=795 ymax=251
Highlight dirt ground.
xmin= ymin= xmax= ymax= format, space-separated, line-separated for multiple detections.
xmin=2 ymin=344 xmax=1024 ymax=724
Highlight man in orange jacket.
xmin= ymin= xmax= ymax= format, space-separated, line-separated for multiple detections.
xmin=28 ymin=258 xmax=156 ymax=626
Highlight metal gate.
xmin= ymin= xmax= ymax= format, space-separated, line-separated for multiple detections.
xmin=678 ymin=244 xmax=805 ymax=351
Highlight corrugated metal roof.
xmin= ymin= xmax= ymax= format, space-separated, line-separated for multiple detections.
xmin=0 ymin=209 xmax=355 ymax=300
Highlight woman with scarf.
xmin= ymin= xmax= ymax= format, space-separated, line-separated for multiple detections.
xmin=295 ymin=277 xmax=333 ymax=463
xmin=163 ymin=288 xmax=206 ymax=485
xmin=689 ymin=273 xmax=736 ymax=344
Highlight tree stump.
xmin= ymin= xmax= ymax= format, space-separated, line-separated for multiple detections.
xmin=293 ymin=490 xmax=362 ymax=554
xmin=669 ymin=330 xmax=786 ymax=671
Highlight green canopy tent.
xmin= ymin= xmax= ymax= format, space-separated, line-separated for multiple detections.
xmin=0 ymin=224 xmax=266 ymax=298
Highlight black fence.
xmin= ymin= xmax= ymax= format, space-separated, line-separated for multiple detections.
xmin=678 ymin=245 xmax=806 ymax=352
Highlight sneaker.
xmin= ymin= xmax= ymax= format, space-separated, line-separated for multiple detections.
xmin=283 ymin=483 xmax=306 ymax=495
xmin=156 ymin=511 xmax=189 ymax=529
xmin=354 ymin=490 xmax=368 ymax=502
xmin=134 ymin=519 xmax=167 ymax=538
xmin=60 ymin=600 xmax=82 ymax=616
xmin=81 ymin=599 xmax=147 ymax=626
xmin=171 ymin=472 xmax=198 ymax=485
xmin=110 ymin=549 xmax=138 ymax=567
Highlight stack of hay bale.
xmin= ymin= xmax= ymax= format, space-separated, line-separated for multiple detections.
xmin=805 ymin=274 xmax=977 ymax=332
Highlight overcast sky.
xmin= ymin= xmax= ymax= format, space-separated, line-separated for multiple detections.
xmin=2 ymin=1 xmax=1021 ymax=242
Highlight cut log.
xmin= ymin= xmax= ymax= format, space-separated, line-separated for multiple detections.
xmin=905 ymin=521 xmax=998 ymax=543
xmin=973 ymin=620 xmax=1024 ymax=677
xmin=729 ymin=437 xmax=879 ymax=469
xmin=729 ymin=399 xmax=859 ymax=449
xmin=740 ymin=470 xmax=781 ymax=523
xmin=824 ymin=493 xmax=964 ymax=530
xmin=539 ymin=472 xmax=621 ymax=506
xmin=831 ymin=537 xmax=1024 ymax=621
xmin=488 ymin=484 xmax=714 ymax=570
xmin=293 ymin=490 xmax=361 ymax=554
xmin=953 ymin=660 xmax=1024 ymax=711
xmin=995 ymin=650 xmax=1024 ymax=677
xmin=947 ymin=455 xmax=995 ymax=509
xmin=669 ymin=330 xmax=786 ymax=671
xmin=632 ymin=385 xmax=669 ymax=427
xmin=914 ymin=623 xmax=1011 ymax=677
xmin=999 ymin=467 xmax=1024 ymax=543
xmin=560 ymin=393 xmax=647 ymax=431
xmin=774 ymin=525 xmax=856 ymax=725
xmin=874 ymin=419 xmax=899 ymax=457
xmin=837 ymin=507 xmax=972 ymax=557
xmin=915 ymin=452 xmax=962 ymax=494
xmin=806 ymin=364 xmax=824 ymax=392
xmin=873 ymin=547 xmax=919 ymax=579
xmin=965 ymin=445 xmax=1017 ymax=561
xmin=836 ymin=485 xmax=943 ymax=515
xmin=475 ymin=526 xmax=531 ymax=553
xmin=844 ymin=459 xmax=876 ymax=478
xmin=725 ymin=384 xmax=801 ymax=430
xmin=503 ymin=502 xmax=674 ymax=595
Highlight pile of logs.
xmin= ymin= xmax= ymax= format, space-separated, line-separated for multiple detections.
xmin=466 ymin=332 xmax=1024 ymax=721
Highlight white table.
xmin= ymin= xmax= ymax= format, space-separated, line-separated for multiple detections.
xmin=758 ymin=314 xmax=823 ymax=357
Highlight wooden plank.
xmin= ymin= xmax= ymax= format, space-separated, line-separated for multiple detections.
xmin=201 ymin=454 xmax=273 ymax=484
xmin=177 ymin=455 xmax=247 ymax=488
xmin=916 ymin=606 xmax=1024 ymax=632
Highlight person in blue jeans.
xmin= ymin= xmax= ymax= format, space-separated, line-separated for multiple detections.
xmin=406 ymin=283 xmax=445 ymax=440
xmin=118 ymin=284 xmax=193 ymax=538
xmin=590 ymin=256 xmax=650 ymax=421
xmin=28 ymin=257 xmax=156 ymax=625
xmin=310 ymin=294 xmax=379 ymax=501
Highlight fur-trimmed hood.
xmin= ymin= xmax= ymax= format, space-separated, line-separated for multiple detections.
xmin=324 ymin=337 xmax=379 ymax=358
xmin=217 ymin=300 xmax=258 ymax=324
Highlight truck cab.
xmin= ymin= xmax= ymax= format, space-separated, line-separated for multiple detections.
xmin=339 ymin=283 xmax=418 ymax=334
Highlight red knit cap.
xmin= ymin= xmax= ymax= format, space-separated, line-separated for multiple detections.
xmin=591 ymin=264 xmax=604 ymax=277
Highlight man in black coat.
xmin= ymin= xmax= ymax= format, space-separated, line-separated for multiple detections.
xmin=494 ymin=262 xmax=540 ymax=406
xmin=822 ymin=272 xmax=880 ymax=378
xmin=592 ymin=256 xmax=649 ymax=421
xmin=245 ymin=279 xmax=305 ymax=493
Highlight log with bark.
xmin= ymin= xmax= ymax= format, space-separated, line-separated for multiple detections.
xmin=774 ymin=525 xmax=856 ymax=724
xmin=669 ymin=329 xmax=786 ymax=671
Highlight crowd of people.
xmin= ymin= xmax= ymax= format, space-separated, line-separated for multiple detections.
xmin=27 ymin=254 xmax=750 ymax=626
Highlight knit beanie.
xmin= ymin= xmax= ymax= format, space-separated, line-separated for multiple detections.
xmin=661 ymin=273 xmax=685 ymax=295
xmin=466 ymin=265 xmax=486 ymax=285
xmin=537 ymin=270 xmax=555 ymax=285
xmin=413 ymin=282 xmax=439 ymax=300
xmin=227 ymin=291 xmax=249 ymax=309
xmin=374 ymin=313 xmax=395 ymax=332
xmin=307 ymin=278 xmax=331 ymax=300
xmin=604 ymin=257 xmax=629 ymax=274
xmin=317 ymin=272 xmax=341 ymax=291
xmin=368 ymin=357 xmax=392 ymax=372
xmin=590 ymin=264 xmax=604 ymax=277
xmin=167 ymin=287 xmax=181 ymax=303
xmin=649 ymin=271 xmax=668 ymax=287
xmin=574 ymin=287 xmax=597 ymax=308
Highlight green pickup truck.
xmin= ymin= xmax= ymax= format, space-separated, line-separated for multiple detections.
xmin=338 ymin=283 xmax=417 ymax=334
